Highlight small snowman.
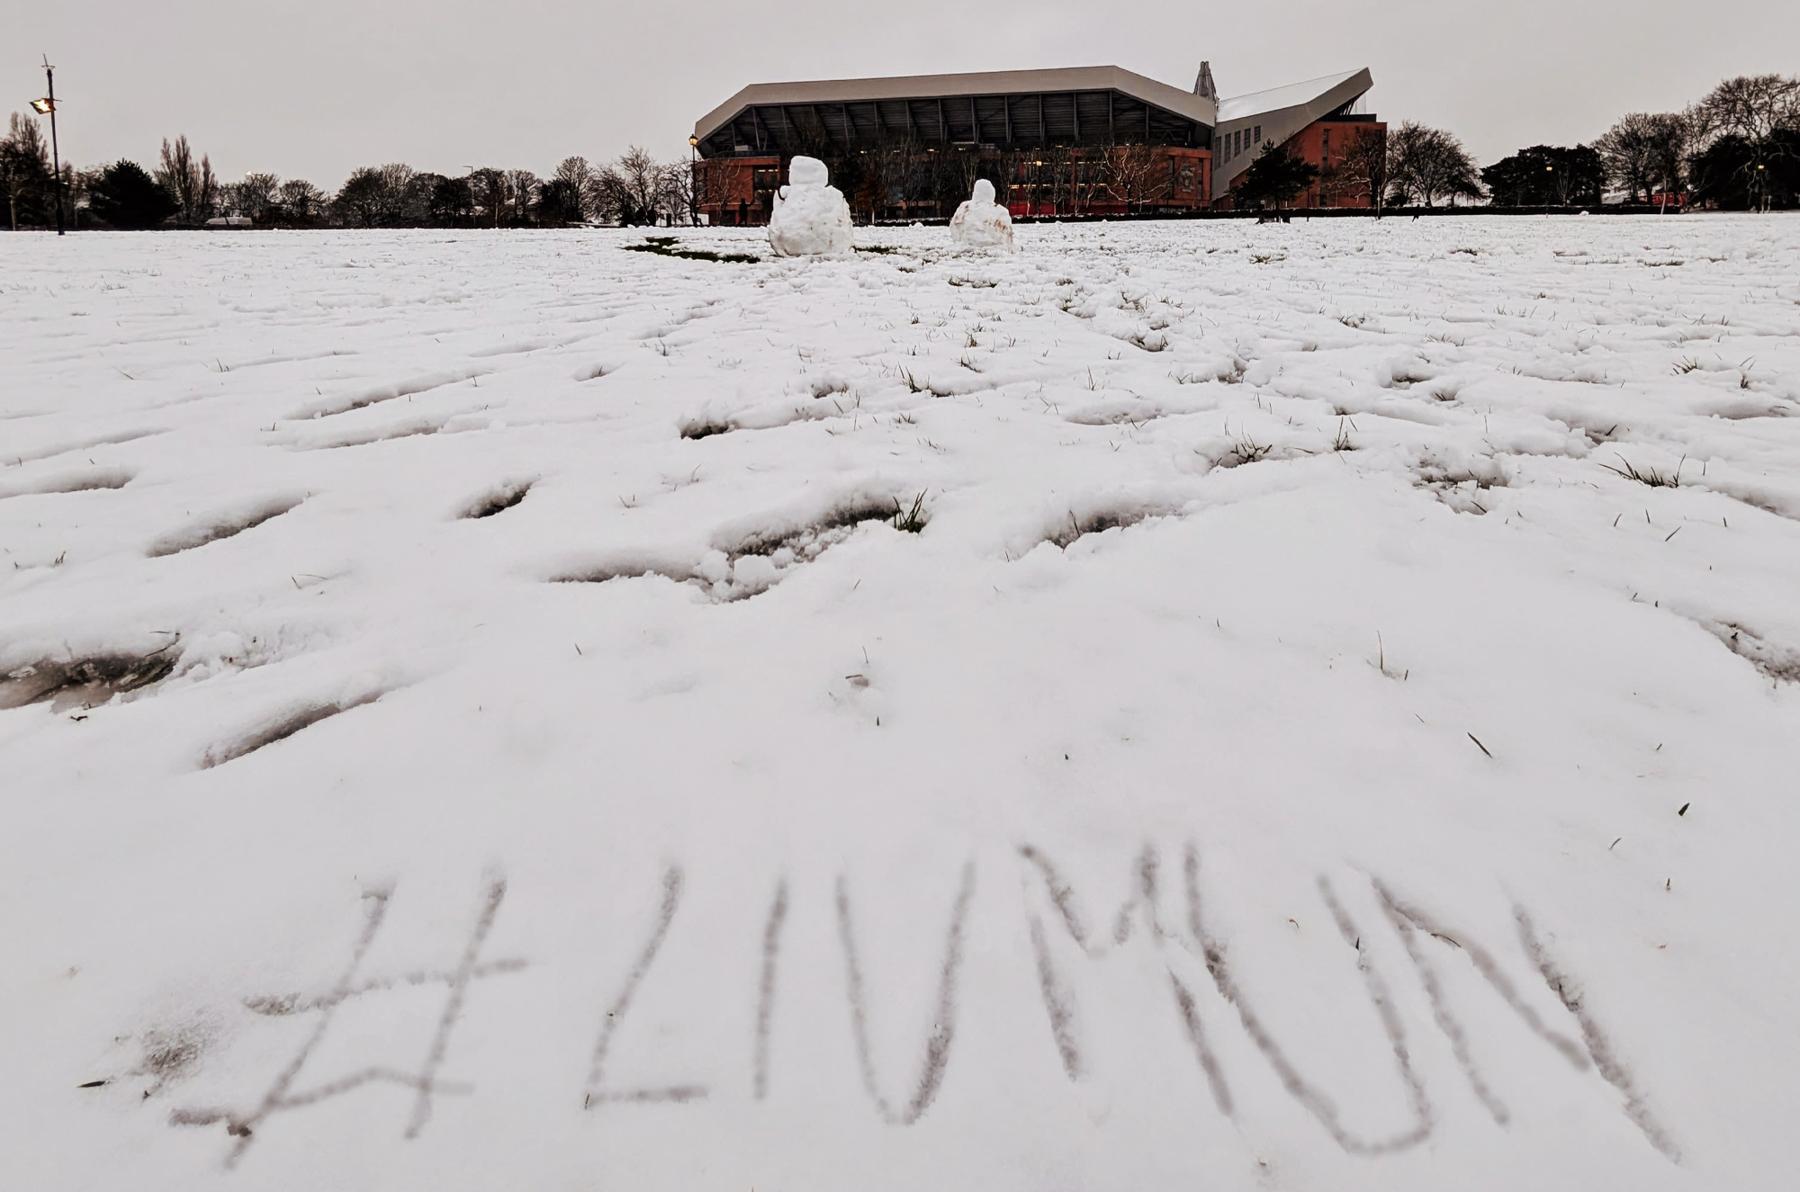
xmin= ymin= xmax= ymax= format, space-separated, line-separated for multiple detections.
xmin=767 ymin=156 xmax=854 ymax=259
xmin=949 ymin=179 xmax=1015 ymax=252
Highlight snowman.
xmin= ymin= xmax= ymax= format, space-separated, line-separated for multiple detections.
xmin=949 ymin=179 xmax=1015 ymax=252
xmin=767 ymin=156 xmax=854 ymax=259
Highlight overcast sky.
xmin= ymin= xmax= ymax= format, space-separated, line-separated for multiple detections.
xmin=11 ymin=1 xmax=1797 ymax=187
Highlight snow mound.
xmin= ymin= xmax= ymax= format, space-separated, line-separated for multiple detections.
xmin=767 ymin=156 xmax=853 ymax=259
xmin=950 ymin=179 xmax=1015 ymax=252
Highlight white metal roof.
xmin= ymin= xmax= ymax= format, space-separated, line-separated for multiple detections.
xmin=1212 ymin=68 xmax=1376 ymax=190
xmin=1216 ymin=69 xmax=1368 ymax=122
xmin=694 ymin=66 xmax=1218 ymax=145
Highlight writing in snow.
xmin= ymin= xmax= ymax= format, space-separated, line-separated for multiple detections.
xmin=147 ymin=843 xmax=1680 ymax=1169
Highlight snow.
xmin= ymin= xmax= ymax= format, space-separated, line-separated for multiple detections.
xmin=767 ymin=155 xmax=854 ymax=258
xmin=949 ymin=179 xmax=1016 ymax=252
xmin=3 ymin=215 xmax=1800 ymax=1192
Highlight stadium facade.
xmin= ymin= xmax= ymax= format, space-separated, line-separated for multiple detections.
xmin=691 ymin=62 xmax=1384 ymax=224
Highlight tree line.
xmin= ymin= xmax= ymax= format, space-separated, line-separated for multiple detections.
xmin=1237 ymin=73 xmax=1800 ymax=213
xmin=0 ymin=136 xmax=699 ymax=231
xmin=3 ymin=73 xmax=1795 ymax=230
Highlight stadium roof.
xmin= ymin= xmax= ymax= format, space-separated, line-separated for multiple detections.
xmin=1213 ymin=67 xmax=1376 ymax=189
xmin=694 ymin=66 xmax=1217 ymax=152
xmin=692 ymin=64 xmax=1376 ymax=168
xmin=1216 ymin=68 xmax=1370 ymax=122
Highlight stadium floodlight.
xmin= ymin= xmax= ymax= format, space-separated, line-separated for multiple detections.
xmin=31 ymin=55 xmax=66 ymax=235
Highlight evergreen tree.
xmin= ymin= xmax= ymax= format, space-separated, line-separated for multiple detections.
xmin=1236 ymin=142 xmax=1319 ymax=210
xmin=1480 ymin=145 xmax=1606 ymax=207
xmin=88 ymin=160 xmax=177 ymax=229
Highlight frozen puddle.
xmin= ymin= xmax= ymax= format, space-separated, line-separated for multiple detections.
xmin=2 ymin=219 xmax=1798 ymax=1191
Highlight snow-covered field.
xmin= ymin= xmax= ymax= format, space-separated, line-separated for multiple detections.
xmin=3 ymin=216 xmax=1799 ymax=1191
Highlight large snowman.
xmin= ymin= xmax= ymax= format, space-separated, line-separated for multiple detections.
xmin=767 ymin=156 xmax=854 ymax=259
xmin=949 ymin=179 xmax=1015 ymax=252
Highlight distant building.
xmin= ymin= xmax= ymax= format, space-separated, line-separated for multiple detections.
xmin=692 ymin=62 xmax=1384 ymax=223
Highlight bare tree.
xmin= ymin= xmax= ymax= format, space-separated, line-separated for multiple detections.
xmin=504 ymin=169 xmax=539 ymax=224
xmin=235 ymin=172 xmax=280 ymax=223
xmin=1596 ymin=114 xmax=1659 ymax=202
xmin=1102 ymin=144 xmax=1171 ymax=213
xmin=332 ymin=163 xmax=416 ymax=227
xmin=553 ymin=156 xmax=594 ymax=222
xmin=276 ymin=179 xmax=324 ymax=224
xmin=1385 ymin=121 xmax=1482 ymax=208
xmin=613 ymin=147 xmax=661 ymax=224
xmin=1643 ymin=114 xmax=1691 ymax=211
xmin=656 ymin=160 xmax=694 ymax=225
xmin=2 ymin=111 xmax=52 ymax=230
xmin=1692 ymin=74 xmax=1800 ymax=149
xmin=156 ymin=136 xmax=219 ymax=225
xmin=1689 ymin=74 xmax=1800 ymax=211
xmin=157 ymin=136 xmax=195 ymax=223
xmin=844 ymin=139 xmax=896 ymax=221
xmin=378 ymin=163 xmax=418 ymax=222
xmin=199 ymin=155 xmax=218 ymax=221
xmin=334 ymin=167 xmax=386 ymax=227
xmin=1326 ymin=125 xmax=1388 ymax=214
xmin=466 ymin=168 xmax=507 ymax=227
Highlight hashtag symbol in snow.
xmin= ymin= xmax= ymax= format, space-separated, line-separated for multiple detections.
xmin=170 ymin=876 xmax=524 ymax=1167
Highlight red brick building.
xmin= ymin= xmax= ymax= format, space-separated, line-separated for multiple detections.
xmin=691 ymin=63 xmax=1381 ymax=223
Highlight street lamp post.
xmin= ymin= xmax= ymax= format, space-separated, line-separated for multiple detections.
xmin=687 ymin=135 xmax=700 ymax=227
xmin=31 ymin=55 xmax=65 ymax=235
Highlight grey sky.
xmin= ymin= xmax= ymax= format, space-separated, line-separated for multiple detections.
xmin=12 ymin=1 xmax=1797 ymax=188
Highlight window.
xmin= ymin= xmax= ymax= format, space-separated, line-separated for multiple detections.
xmin=1253 ymin=125 xmax=1261 ymax=148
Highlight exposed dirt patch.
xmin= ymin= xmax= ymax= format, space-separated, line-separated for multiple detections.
xmin=623 ymin=236 xmax=759 ymax=265
xmin=680 ymin=418 xmax=734 ymax=440
xmin=136 ymin=1017 xmax=216 ymax=1093
xmin=460 ymin=480 xmax=533 ymax=520
xmin=1 ymin=642 xmax=181 ymax=711
xmin=732 ymin=496 xmax=927 ymax=558
xmin=1045 ymin=507 xmax=1176 ymax=550
xmin=552 ymin=496 xmax=928 ymax=603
